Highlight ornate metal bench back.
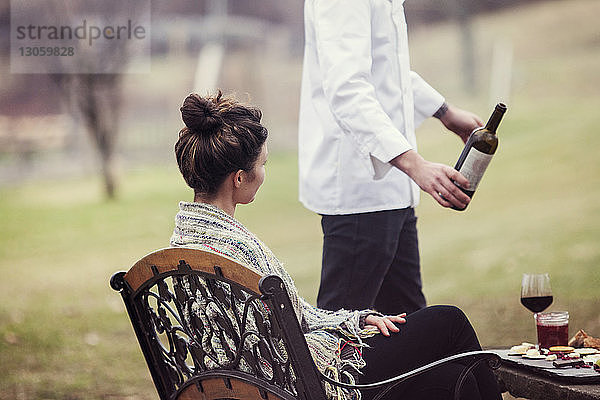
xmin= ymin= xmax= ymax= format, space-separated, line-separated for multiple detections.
xmin=111 ymin=248 xmax=328 ymax=400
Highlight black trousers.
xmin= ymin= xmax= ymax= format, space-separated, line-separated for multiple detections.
xmin=318 ymin=208 xmax=426 ymax=315
xmin=360 ymin=306 xmax=502 ymax=400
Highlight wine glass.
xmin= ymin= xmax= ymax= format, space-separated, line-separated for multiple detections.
xmin=520 ymin=273 xmax=553 ymax=313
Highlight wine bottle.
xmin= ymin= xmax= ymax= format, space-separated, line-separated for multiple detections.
xmin=452 ymin=103 xmax=507 ymax=211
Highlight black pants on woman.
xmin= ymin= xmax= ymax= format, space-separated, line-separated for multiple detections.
xmin=359 ymin=305 xmax=502 ymax=400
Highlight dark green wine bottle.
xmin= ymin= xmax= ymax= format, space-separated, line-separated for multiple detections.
xmin=453 ymin=103 xmax=507 ymax=211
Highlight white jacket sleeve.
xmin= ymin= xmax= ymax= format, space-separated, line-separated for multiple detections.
xmin=411 ymin=71 xmax=445 ymax=127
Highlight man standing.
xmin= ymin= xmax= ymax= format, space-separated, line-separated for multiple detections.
xmin=298 ymin=0 xmax=483 ymax=315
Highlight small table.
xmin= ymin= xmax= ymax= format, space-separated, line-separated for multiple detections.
xmin=490 ymin=349 xmax=600 ymax=400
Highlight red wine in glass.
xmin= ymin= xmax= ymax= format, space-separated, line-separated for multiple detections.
xmin=520 ymin=295 xmax=553 ymax=313
xmin=521 ymin=273 xmax=553 ymax=313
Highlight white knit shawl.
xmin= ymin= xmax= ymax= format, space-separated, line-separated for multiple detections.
xmin=170 ymin=202 xmax=378 ymax=399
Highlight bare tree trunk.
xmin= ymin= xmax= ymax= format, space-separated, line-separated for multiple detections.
xmin=42 ymin=0 xmax=146 ymax=200
xmin=100 ymin=146 xmax=117 ymax=199
xmin=452 ymin=0 xmax=476 ymax=93
xmin=54 ymin=73 xmax=122 ymax=199
xmin=76 ymin=74 xmax=122 ymax=199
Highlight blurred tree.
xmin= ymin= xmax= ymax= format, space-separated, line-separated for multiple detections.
xmin=39 ymin=0 xmax=150 ymax=200
xmin=453 ymin=0 xmax=476 ymax=93
xmin=404 ymin=0 xmax=478 ymax=92
xmin=54 ymin=73 xmax=122 ymax=199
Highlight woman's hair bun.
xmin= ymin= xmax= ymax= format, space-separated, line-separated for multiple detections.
xmin=180 ymin=93 xmax=223 ymax=135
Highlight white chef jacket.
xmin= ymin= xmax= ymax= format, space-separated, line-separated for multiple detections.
xmin=298 ymin=0 xmax=445 ymax=215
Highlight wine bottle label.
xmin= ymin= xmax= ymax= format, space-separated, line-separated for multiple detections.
xmin=456 ymin=148 xmax=493 ymax=191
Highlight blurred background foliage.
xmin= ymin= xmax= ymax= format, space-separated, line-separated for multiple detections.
xmin=0 ymin=0 xmax=599 ymax=398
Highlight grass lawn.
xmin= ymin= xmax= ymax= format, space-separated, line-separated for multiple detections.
xmin=1 ymin=0 xmax=599 ymax=398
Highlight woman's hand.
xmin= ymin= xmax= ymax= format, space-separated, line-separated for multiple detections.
xmin=364 ymin=313 xmax=407 ymax=336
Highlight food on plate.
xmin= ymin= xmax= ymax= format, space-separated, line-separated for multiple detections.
xmin=584 ymin=336 xmax=600 ymax=349
xmin=568 ymin=329 xmax=600 ymax=349
xmin=583 ymin=354 xmax=600 ymax=364
xmin=523 ymin=348 xmax=546 ymax=359
xmin=548 ymin=345 xmax=575 ymax=353
xmin=526 ymin=348 xmax=540 ymax=356
xmin=508 ymin=338 xmax=600 ymax=370
xmin=574 ymin=348 xmax=599 ymax=356
xmin=509 ymin=344 xmax=534 ymax=355
xmin=553 ymin=358 xmax=585 ymax=368
xmin=569 ymin=329 xmax=587 ymax=347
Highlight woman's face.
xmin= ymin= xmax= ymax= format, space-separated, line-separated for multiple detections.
xmin=238 ymin=143 xmax=268 ymax=204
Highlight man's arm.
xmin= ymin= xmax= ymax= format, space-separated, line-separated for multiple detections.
xmin=435 ymin=102 xmax=484 ymax=143
xmin=391 ymin=150 xmax=471 ymax=209
xmin=391 ymin=102 xmax=482 ymax=209
xmin=313 ymin=1 xmax=479 ymax=210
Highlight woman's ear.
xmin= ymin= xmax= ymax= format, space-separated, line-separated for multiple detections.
xmin=233 ymin=170 xmax=244 ymax=188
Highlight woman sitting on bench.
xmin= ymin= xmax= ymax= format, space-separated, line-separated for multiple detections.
xmin=169 ymin=91 xmax=502 ymax=400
